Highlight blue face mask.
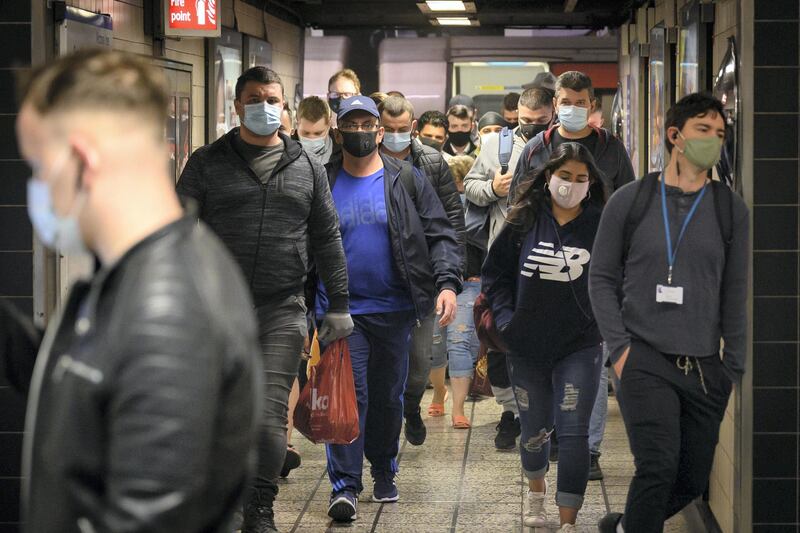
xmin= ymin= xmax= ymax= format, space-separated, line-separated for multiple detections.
xmin=557 ymin=105 xmax=589 ymax=133
xmin=299 ymin=135 xmax=327 ymax=155
xmin=27 ymin=177 xmax=87 ymax=255
xmin=243 ymin=101 xmax=282 ymax=136
xmin=383 ymin=131 xmax=412 ymax=153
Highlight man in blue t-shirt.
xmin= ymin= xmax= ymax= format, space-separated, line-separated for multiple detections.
xmin=320 ymin=96 xmax=462 ymax=523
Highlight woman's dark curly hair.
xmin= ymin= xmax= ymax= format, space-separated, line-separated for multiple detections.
xmin=507 ymin=142 xmax=608 ymax=231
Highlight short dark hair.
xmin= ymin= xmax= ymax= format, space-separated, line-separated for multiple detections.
xmin=447 ymin=104 xmax=471 ymax=121
xmin=555 ymin=71 xmax=594 ymax=100
xmin=418 ymin=110 xmax=449 ymax=131
xmin=519 ymin=87 xmax=554 ymax=110
xmin=502 ymin=92 xmax=520 ymax=112
xmin=664 ymin=92 xmax=726 ymax=153
xmin=236 ymin=66 xmax=283 ymax=101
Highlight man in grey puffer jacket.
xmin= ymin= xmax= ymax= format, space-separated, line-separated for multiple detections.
xmin=378 ymin=95 xmax=466 ymax=446
xmin=177 ymin=66 xmax=352 ymax=533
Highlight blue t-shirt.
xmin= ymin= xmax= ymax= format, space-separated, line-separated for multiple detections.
xmin=317 ymin=168 xmax=413 ymax=315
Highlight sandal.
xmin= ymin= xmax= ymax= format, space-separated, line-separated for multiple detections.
xmin=427 ymin=403 xmax=445 ymax=417
xmin=452 ymin=415 xmax=471 ymax=429
xmin=427 ymin=390 xmax=449 ymax=417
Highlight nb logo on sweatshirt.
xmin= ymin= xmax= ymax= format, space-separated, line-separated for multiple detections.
xmin=521 ymin=242 xmax=591 ymax=282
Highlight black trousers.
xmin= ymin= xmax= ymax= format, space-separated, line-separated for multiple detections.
xmin=614 ymin=340 xmax=732 ymax=532
xmin=487 ymin=350 xmax=511 ymax=388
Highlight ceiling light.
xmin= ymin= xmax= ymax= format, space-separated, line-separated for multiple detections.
xmin=426 ymin=1 xmax=466 ymax=10
xmin=436 ymin=16 xmax=472 ymax=26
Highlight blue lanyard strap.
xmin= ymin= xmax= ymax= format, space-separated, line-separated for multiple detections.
xmin=660 ymin=175 xmax=708 ymax=284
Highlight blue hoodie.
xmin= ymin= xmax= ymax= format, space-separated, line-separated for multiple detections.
xmin=482 ymin=203 xmax=602 ymax=363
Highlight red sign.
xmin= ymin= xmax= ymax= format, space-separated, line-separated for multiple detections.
xmin=164 ymin=0 xmax=220 ymax=37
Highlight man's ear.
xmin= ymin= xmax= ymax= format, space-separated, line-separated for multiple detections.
xmin=411 ymin=119 xmax=418 ymax=135
xmin=70 ymin=134 xmax=99 ymax=188
xmin=376 ymin=126 xmax=385 ymax=144
xmin=234 ymin=99 xmax=243 ymax=119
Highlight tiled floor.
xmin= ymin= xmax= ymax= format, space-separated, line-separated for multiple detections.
xmin=273 ymin=388 xmax=691 ymax=533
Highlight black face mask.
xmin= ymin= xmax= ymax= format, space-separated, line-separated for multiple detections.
xmin=419 ymin=136 xmax=444 ymax=152
xmin=328 ymin=97 xmax=341 ymax=114
xmin=520 ymin=123 xmax=549 ymax=141
xmin=340 ymin=131 xmax=379 ymax=157
xmin=505 ymin=121 xmax=518 ymax=130
xmin=448 ymin=130 xmax=472 ymax=147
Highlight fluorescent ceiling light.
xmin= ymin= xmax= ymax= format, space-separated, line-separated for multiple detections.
xmin=426 ymin=1 xmax=466 ymax=11
xmin=436 ymin=16 xmax=472 ymax=25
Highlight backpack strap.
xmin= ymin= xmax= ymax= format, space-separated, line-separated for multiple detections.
xmin=711 ymin=180 xmax=734 ymax=258
xmin=497 ymin=127 xmax=514 ymax=174
xmin=622 ymin=172 xmax=660 ymax=262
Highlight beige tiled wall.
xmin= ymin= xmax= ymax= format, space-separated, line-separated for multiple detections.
xmin=707 ymin=1 xmax=738 ymax=531
xmin=64 ymin=1 xmax=304 ymax=150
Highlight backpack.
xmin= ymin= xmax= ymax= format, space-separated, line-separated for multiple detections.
xmin=464 ymin=127 xmax=515 ymax=249
xmin=622 ymin=172 xmax=734 ymax=263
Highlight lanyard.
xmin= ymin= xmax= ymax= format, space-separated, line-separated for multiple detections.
xmin=660 ymin=175 xmax=707 ymax=285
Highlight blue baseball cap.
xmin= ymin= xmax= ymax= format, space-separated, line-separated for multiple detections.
xmin=337 ymin=95 xmax=380 ymax=121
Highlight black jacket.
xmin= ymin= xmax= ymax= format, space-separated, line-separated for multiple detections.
xmin=511 ymin=125 xmax=635 ymax=202
xmin=408 ymin=138 xmax=467 ymax=270
xmin=0 ymin=212 xmax=261 ymax=533
xmin=177 ymin=129 xmax=349 ymax=312
xmin=325 ymin=153 xmax=463 ymax=320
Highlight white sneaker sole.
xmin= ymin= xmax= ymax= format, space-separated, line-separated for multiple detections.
xmin=371 ymin=494 xmax=399 ymax=503
xmin=523 ymin=515 xmax=548 ymax=527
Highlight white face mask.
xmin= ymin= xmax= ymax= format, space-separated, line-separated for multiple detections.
xmin=26 ymin=152 xmax=88 ymax=255
xmin=548 ymin=175 xmax=590 ymax=210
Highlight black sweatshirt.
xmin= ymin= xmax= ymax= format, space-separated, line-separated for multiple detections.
xmin=482 ymin=204 xmax=602 ymax=363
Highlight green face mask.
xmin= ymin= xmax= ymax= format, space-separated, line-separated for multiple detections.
xmin=678 ymin=131 xmax=722 ymax=170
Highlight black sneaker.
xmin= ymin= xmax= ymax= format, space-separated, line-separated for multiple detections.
xmin=280 ymin=445 xmax=301 ymax=478
xmin=589 ymin=453 xmax=604 ymax=481
xmin=404 ymin=408 xmax=427 ymax=446
xmin=328 ymin=490 xmax=358 ymax=522
xmin=598 ymin=512 xmax=623 ymax=533
xmin=494 ymin=411 xmax=520 ymax=450
xmin=371 ymin=471 xmax=399 ymax=502
xmin=241 ymin=490 xmax=277 ymax=533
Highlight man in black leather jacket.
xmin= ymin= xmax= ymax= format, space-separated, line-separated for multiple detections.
xmin=2 ymin=49 xmax=261 ymax=533
xmin=378 ymin=94 xmax=466 ymax=446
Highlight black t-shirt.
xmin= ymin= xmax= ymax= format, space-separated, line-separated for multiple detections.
xmin=552 ymin=129 xmax=598 ymax=155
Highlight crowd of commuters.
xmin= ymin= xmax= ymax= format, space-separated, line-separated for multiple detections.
xmin=0 ymin=48 xmax=748 ymax=533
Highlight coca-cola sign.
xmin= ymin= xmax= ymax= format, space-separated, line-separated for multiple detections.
xmin=164 ymin=0 xmax=221 ymax=37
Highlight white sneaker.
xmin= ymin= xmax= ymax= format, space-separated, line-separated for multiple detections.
xmin=557 ymin=523 xmax=578 ymax=533
xmin=523 ymin=487 xmax=547 ymax=527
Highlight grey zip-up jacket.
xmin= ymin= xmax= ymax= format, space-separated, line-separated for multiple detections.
xmin=463 ymin=128 xmax=527 ymax=246
xmin=177 ymin=129 xmax=349 ymax=312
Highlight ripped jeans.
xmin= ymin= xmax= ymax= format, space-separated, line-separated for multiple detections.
xmin=507 ymin=344 xmax=603 ymax=509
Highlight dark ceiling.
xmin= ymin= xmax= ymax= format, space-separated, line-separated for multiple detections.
xmin=263 ymin=0 xmax=646 ymax=32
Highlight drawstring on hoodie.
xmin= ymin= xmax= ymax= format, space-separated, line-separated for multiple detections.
xmin=677 ymin=356 xmax=708 ymax=395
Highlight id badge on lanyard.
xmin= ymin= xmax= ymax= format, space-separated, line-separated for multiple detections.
xmin=656 ymin=175 xmax=707 ymax=306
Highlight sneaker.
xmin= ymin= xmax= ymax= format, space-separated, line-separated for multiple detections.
xmin=404 ymin=408 xmax=427 ymax=446
xmin=280 ymin=445 xmax=301 ymax=478
xmin=241 ymin=490 xmax=277 ymax=533
xmin=523 ymin=486 xmax=547 ymax=527
xmin=494 ymin=411 xmax=520 ymax=450
xmin=598 ymin=512 xmax=623 ymax=533
xmin=557 ymin=524 xmax=577 ymax=533
xmin=372 ymin=471 xmax=399 ymax=503
xmin=328 ymin=490 xmax=358 ymax=522
xmin=589 ymin=453 xmax=604 ymax=481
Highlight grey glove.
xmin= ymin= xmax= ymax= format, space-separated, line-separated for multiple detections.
xmin=318 ymin=312 xmax=354 ymax=343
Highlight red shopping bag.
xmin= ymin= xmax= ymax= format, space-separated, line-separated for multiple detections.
xmin=294 ymin=338 xmax=359 ymax=445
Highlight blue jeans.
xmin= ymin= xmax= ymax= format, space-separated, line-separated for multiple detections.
xmin=507 ymin=344 xmax=603 ymax=509
xmin=325 ymin=311 xmax=415 ymax=494
xmin=447 ymin=280 xmax=480 ymax=378
xmin=588 ymin=344 xmax=610 ymax=454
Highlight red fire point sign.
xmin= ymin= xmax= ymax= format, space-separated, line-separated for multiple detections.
xmin=166 ymin=0 xmax=219 ymax=35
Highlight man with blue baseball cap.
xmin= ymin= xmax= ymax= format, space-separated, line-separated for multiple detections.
xmin=319 ymin=96 xmax=462 ymax=523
